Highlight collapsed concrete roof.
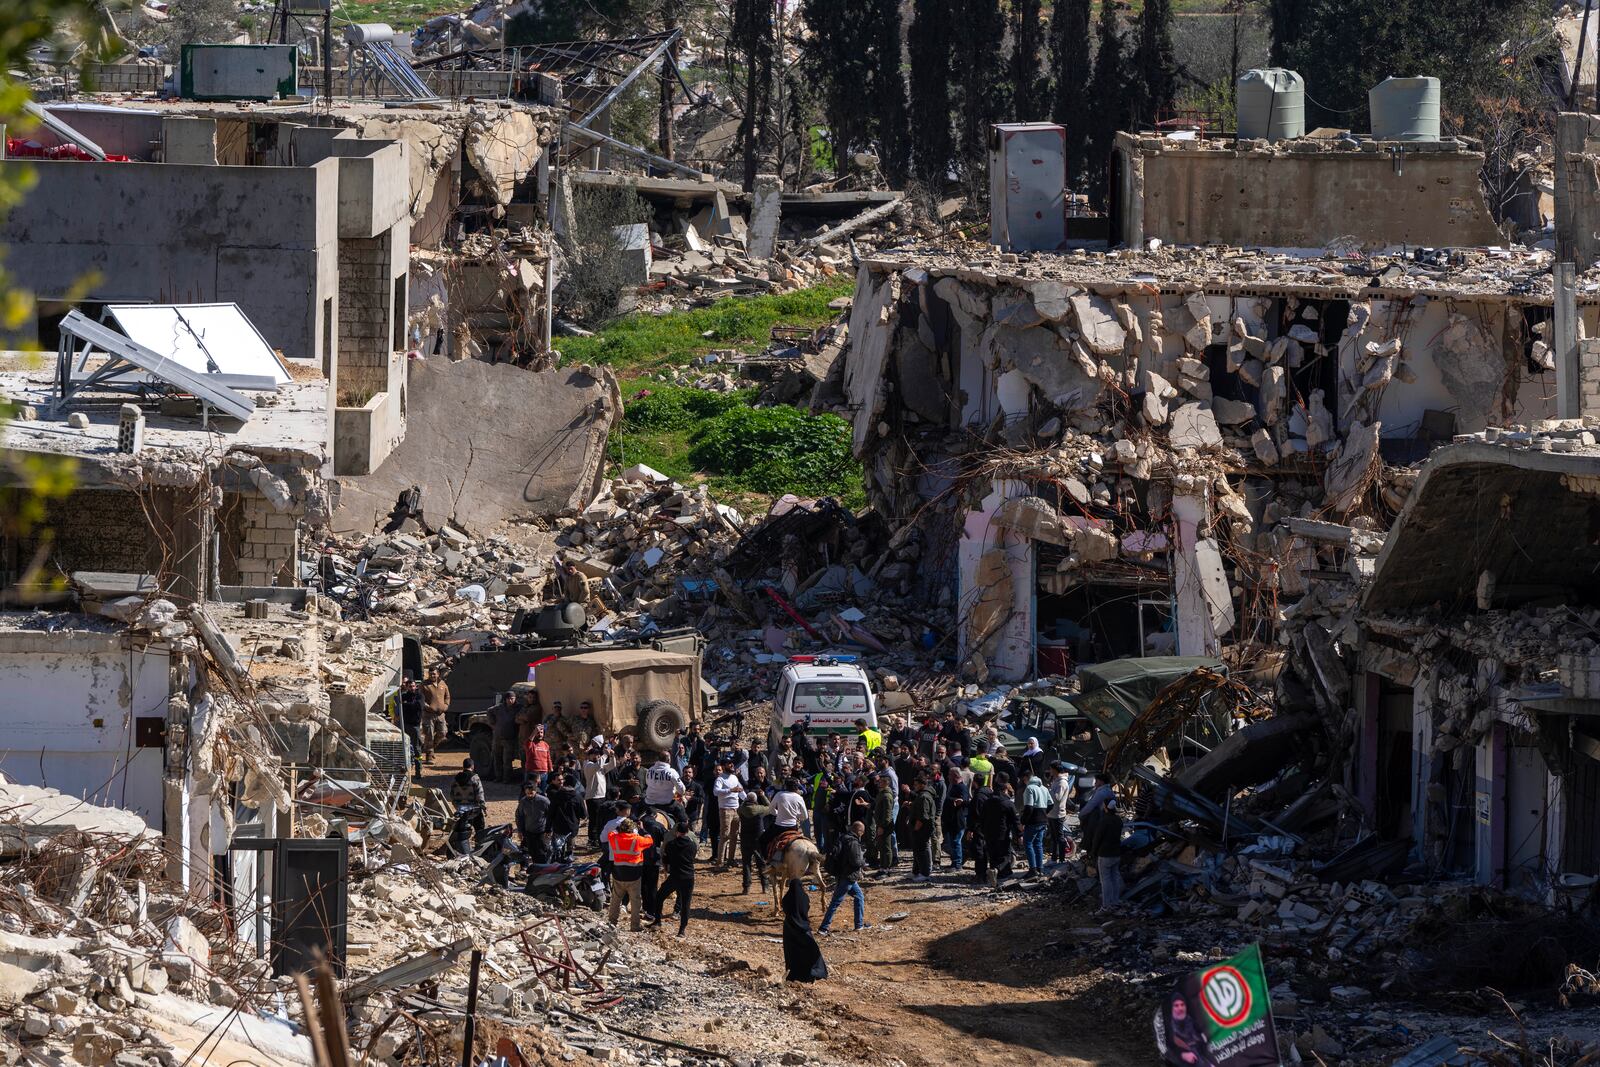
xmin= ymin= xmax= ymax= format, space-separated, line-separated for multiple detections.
xmin=330 ymin=356 xmax=619 ymax=535
xmin=1364 ymin=432 xmax=1600 ymax=616
xmin=864 ymin=242 xmax=1569 ymax=303
xmin=42 ymin=97 xmax=558 ymax=231
xmin=0 ymin=357 xmax=330 ymax=481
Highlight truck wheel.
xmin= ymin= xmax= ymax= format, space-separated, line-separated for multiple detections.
xmin=638 ymin=699 xmax=687 ymax=749
xmin=468 ymin=728 xmax=493 ymax=770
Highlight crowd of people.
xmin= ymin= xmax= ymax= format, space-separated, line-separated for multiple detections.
xmin=432 ymin=688 xmax=1132 ymax=980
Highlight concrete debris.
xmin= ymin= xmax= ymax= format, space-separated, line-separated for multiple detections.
xmin=0 ymin=777 xmax=158 ymax=855
xmin=332 ymin=359 xmax=620 ymax=536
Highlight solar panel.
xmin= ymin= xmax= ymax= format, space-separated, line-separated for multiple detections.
xmin=102 ymin=304 xmax=291 ymax=389
xmin=56 ymin=309 xmax=256 ymax=422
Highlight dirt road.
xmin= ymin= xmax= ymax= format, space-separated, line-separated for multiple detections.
xmin=417 ymin=749 xmax=1150 ymax=1065
xmin=663 ymin=861 xmax=1152 ymax=1066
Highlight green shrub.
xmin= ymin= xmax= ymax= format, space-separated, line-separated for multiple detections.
xmin=687 ymin=405 xmax=858 ymax=498
xmin=621 ymin=385 xmax=755 ymax=432
xmin=558 ymin=275 xmax=854 ymax=370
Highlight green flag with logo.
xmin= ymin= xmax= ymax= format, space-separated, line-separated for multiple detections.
xmin=1154 ymin=943 xmax=1281 ymax=1067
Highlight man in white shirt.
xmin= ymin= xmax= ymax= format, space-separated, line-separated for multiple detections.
xmin=712 ymin=760 xmax=743 ymax=868
xmin=642 ymin=750 xmax=683 ymax=811
xmin=599 ymin=800 xmax=633 ymax=878
xmin=760 ymin=777 xmax=809 ymax=860
xmin=581 ymin=739 xmax=613 ymax=849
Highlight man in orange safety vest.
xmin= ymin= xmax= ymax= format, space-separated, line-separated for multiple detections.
xmin=606 ymin=818 xmax=655 ymax=931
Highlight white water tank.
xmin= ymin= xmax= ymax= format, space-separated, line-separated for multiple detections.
xmin=1369 ymin=76 xmax=1441 ymax=141
xmin=344 ymin=22 xmax=397 ymax=45
xmin=1236 ymin=68 xmax=1305 ymax=141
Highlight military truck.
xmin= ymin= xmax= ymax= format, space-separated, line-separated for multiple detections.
xmin=454 ymin=632 xmax=716 ymax=764
xmin=535 ymin=648 xmax=703 ymax=750
xmin=998 ymin=656 xmax=1229 ymax=772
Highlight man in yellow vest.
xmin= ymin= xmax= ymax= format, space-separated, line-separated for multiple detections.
xmin=968 ymin=742 xmax=995 ymax=789
xmin=855 ymin=718 xmax=883 ymax=754
xmin=607 ymin=818 xmax=654 ymax=931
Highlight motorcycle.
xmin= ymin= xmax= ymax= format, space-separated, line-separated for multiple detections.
xmin=448 ymin=802 xmax=486 ymax=856
xmin=524 ymin=860 xmax=608 ymax=909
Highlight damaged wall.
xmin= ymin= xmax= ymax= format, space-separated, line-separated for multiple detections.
xmin=330 ymin=357 xmax=619 ymax=535
xmin=838 ymin=248 xmax=1566 ymax=684
xmin=1116 ymin=134 xmax=1503 ymax=250
xmin=0 ymin=158 xmax=339 ymax=361
xmin=1555 ymin=111 xmax=1600 ymax=272
xmin=0 ymin=629 xmax=173 ymax=827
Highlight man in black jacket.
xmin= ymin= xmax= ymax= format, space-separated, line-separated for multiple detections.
xmin=399 ymin=677 xmax=425 ymax=776
xmin=968 ymin=776 xmax=993 ymax=884
xmin=515 ymin=780 xmax=551 ymax=866
xmin=1089 ymin=796 xmax=1125 ymax=911
xmin=546 ymin=773 xmax=585 ymax=861
xmin=818 ymin=821 xmax=870 ymax=934
xmin=942 ymin=767 xmax=970 ymax=870
xmin=648 ymin=821 xmax=698 ymax=935
xmin=979 ymin=781 xmax=1021 ymax=887
xmin=448 ymin=759 xmax=487 ymax=846
xmin=908 ymin=775 xmax=938 ymax=881
xmin=789 ymin=721 xmax=819 ymax=776
xmin=679 ymin=764 xmax=706 ymax=835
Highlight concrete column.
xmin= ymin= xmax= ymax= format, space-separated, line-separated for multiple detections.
xmin=1476 ymin=724 xmax=1507 ymax=887
xmin=956 ymin=479 xmax=1035 ymax=682
xmin=1171 ymin=488 xmax=1227 ymax=656
xmin=1411 ymin=693 xmax=1431 ymax=856
xmin=1356 ymin=671 xmax=1381 ymax=820
xmin=747 ymin=173 xmax=782 ymax=262
xmin=1556 ymin=261 xmax=1580 ymax=419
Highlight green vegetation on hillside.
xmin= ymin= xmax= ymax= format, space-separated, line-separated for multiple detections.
xmin=332 ymin=0 xmax=451 ymax=30
xmin=609 ymin=384 xmax=864 ymax=509
xmin=557 ymin=275 xmax=853 ymax=373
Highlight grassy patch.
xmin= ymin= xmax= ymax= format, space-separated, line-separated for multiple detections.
xmin=557 ymin=275 xmax=854 ymax=373
xmin=608 ymin=384 xmax=865 ymax=510
xmin=332 ymin=0 xmax=452 ymax=30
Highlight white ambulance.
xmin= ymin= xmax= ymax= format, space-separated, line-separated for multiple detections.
xmin=767 ymin=654 xmax=878 ymax=750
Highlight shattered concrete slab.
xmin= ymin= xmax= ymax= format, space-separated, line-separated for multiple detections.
xmin=332 ymin=358 xmax=619 ymax=535
xmin=0 ymin=776 xmax=157 ymax=855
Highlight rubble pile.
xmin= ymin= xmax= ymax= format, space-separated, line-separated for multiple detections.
xmin=339 ymin=855 xmax=724 ymax=1067
xmin=1040 ymin=775 xmax=1600 ymax=1064
xmin=0 ymin=776 xmax=742 ymax=1067
xmin=412 ymin=227 xmax=558 ymax=368
xmin=0 ymin=777 xmax=290 ymax=1067
xmin=1054 ymin=880 xmax=1600 ymax=1064
xmin=323 ymin=460 xmax=953 ymax=715
xmin=633 ymin=202 xmax=918 ymax=316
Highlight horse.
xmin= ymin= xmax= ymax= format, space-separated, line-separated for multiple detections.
xmin=764 ymin=836 xmax=827 ymax=918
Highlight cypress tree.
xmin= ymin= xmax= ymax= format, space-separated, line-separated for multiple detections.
xmin=1049 ymin=0 xmax=1092 ymax=186
xmin=953 ymin=0 xmax=1011 ymax=183
xmin=1132 ymin=0 xmax=1178 ymax=126
xmin=800 ymin=0 xmax=873 ymax=176
xmin=733 ymin=0 xmax=775 ymax=188
xmin=869 ymin=0 xmax=911 ymax=184
xmin=1085 ymin=0 xmax=1128 ymax=205
xmin=1011 ymin=0 xmax=1046 ymax=120
xmin=908 ymin=0 xmax=954 ymax=189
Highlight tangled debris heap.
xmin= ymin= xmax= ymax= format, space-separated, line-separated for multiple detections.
xmin=323 ymin=455 xmax=952 ymax=719
xmin=0 ymin=770 xmax=781 ymax=1067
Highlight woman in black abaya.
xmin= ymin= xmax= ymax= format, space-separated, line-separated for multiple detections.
xmin=781 ymin=881 xmax=828 ymax=982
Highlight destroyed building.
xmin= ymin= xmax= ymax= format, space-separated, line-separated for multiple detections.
xmin=3 ymin=94 xmax=562 ymax=474
xmin=1351 ymin=432 xmax=1600 ymax=890
xmin=839 ymin=241 xmax=1565 ymax=681
xmin=819 ymin=110 xmax=1600 ymax=906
